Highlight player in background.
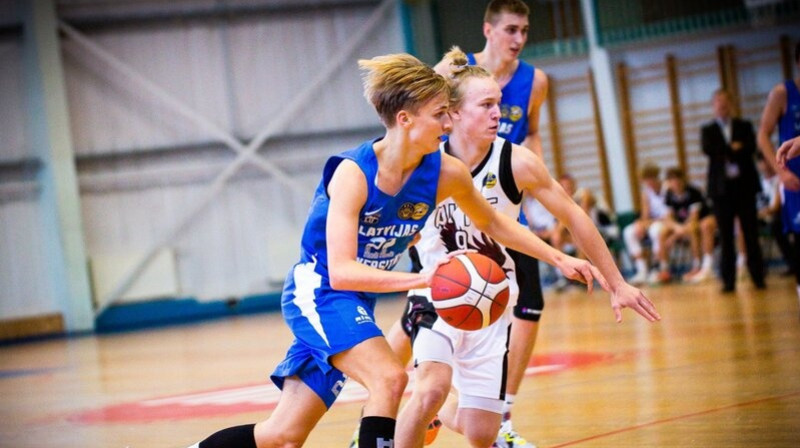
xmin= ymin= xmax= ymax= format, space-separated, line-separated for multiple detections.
xmin=186 ymin=53 xmax=617 ymax=448
xmin=757 ymin=40 xmax=800 ymax=308
xmin=393 ymin=47 xmax=660 ymax=448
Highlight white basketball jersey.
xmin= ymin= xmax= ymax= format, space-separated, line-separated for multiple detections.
xmin=415 ymin=137 xmax=521 ymax=306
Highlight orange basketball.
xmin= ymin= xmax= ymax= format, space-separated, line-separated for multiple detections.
xmin=430 ymin=253 xmax=509 ymax=331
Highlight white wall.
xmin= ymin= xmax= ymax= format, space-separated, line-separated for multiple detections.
xmin=0 ymin=0 xmax=402 ymax=322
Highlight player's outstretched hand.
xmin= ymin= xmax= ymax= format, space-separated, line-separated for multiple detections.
xmin=609 ymin=282 xmax=661 ymax=323
xmin=776 ymin=136 xmax=800 ymax=169
xmin=555 ymin=255 xmax=609 ymax=294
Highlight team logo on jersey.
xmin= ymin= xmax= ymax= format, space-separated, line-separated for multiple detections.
xmin=355 ymin=306 xmax=373 ymax=324
xmin=363 ymin=209 xmax=382 ymax=224
xmin=509 ymin=106 xmax=523 ymax=122
xmin=483 ymin=172 xmax=497 ymax=188
xmin=412 ymin=203 xmax=429 ymax=220
xmin=398 ymin=203 xmax=415 ymax=219
xmin=500 ymin=104 xmax=510 ymax=119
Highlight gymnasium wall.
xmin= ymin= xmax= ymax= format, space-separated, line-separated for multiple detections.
xmin=0 ymin=0 xmax=401 ymax=327
xmin=532 ymin=25 xmax=799 ymax=212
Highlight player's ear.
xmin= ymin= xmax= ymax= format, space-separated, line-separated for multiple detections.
xmin=483 ymin=21 xmax=492 ymax=39
xmin=397 ymin=110 xmax=413 ymax=128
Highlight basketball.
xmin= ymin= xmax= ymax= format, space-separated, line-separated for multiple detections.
xmin=430 ymin=253 xmax=509 ymax=331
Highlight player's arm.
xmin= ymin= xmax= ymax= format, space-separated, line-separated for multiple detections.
xmin=437 ymin=154 xmax=605 ymax=289
xmin=758 ymin=84 xmax=786 ymax=172
xmin=639 ymin=189 xmax=652 ymax=226
xmin=325 ymin=159 xmax=428 ymax=292
xmin=513 ymin=146 xmax=660 ymax=322
xmin=513 ymin=146 xmax=623 ymax=290
xmin=519 ymin=68 xmax=548 ymax=158
xmin=758 ymin=84 xmax=800 ymax=190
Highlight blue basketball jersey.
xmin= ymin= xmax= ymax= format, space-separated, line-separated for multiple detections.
xmin=297 ymin=138 xmax=441 ymax=293
xmin=272 ymin=138 xmax=441 ymax=408
xmin=467 ymin=53 xmax=534 ymax=146
xmin=780 ymin=80 xmax=800 ymax=233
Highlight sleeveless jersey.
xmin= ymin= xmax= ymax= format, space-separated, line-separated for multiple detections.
xmin=414 ymin=137 xmax=522 ymax=305
xmin=467 ymin=53 xmax=534 ymax=145
xmin=297 ymin=139 xmax=441 ymax=299
xmin=780 ymin=80 xmax=800 ymax=232
xmin=645 ymin=185 xmax=669 ymax=220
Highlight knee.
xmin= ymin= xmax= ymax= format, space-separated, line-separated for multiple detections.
xmin=375 ymin=366 xmax=408 ymax=402
xmin=415 ymin=381 xmax=450 ymax=412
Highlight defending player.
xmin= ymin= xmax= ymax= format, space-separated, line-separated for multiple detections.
xmin=393 ymin=47 xmax=661 ymax=448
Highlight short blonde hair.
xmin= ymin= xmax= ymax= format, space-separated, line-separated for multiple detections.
xmin=358 ymin=53 xmax=449 ymax=127
xmin=435 ymin=46 xmax=493 ymax=110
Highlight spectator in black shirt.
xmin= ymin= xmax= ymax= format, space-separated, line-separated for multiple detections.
xmin=661 ymin=167 xmax=717 ymax=283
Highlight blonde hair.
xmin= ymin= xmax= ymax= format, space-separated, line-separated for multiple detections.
xmin=435 ymin=46 xmax=493 ymax=110
xmin=358 ymin=53 xmax=449 ymax=127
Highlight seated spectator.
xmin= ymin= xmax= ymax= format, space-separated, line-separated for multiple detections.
xmin=660 ymin=167 xmax=717 ymax=283
xmin=623 ymin=163 xmax=670 ymax=285
xmin=523 ymin=196 xmax=557 ymax=243
xmin=553 ymin=173 xmax=617 ymax=257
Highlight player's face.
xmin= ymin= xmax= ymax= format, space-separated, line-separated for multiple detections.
xmin=665 ymin=177 xmax=683 ymax=193
xmin=452 ymin=77 xmax=502 ymax=143
xmin=486 ymin=12 xmax=529 ymax=62
xmin=409 ymin=94 xmax=452 ymax=153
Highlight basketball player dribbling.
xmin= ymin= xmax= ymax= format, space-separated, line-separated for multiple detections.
xmin=391 ymin=47 xmax=661 ymax=448
xmin=185 ymin=53 xmax=622 ymax=448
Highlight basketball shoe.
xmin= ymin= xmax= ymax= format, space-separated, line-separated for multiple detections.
xmin=495 ymin=419 xmax=536 ymax=448
xmin=425 ymin=415 xmax=442 ymax=445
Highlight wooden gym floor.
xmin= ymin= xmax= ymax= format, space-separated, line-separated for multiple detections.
xmin=1 ymin=275 xmax=799 ymax=447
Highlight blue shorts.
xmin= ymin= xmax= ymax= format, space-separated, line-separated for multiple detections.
xmin=270 ymin=260 xmax=384 ymax=408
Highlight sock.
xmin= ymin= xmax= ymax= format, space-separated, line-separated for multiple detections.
xmin=635 ymin=259 xmax=648 ymax=275
xmin=197 ymin=424 xmax=256 ymax=448
xmin=659 ymin=260 xmax=669 ymax=271
xmin=501 ymin=393 xmax=516 ymax=422
xmin=796 ymin=285 xmax=800 ymax=302
xmin=692 ymin=258 xmax=701 ymax=270
xmin=737 ymin=253 xmax=745 ymax=268
xmin=359 ymin=416 xmax=395 ymax=448
xmin=702 ymin=254 xmax=713 ymax=271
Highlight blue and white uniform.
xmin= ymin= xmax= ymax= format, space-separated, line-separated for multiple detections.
xmin=779 ymin=80 xmax=800 ymax=233
xmin=271 ymin=139 xmax=440 ymax=408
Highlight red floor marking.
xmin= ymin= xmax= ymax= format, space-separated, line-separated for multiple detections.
xmin=548 ymin=390 xmax=800 ymax=447
xmin=66 ymin=351 xmax=623 ymax=424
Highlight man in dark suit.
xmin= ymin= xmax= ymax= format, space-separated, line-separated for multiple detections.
xmin=702 ymin=89 xmax=766 ymax=292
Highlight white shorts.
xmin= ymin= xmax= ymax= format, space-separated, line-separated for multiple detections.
xmin=412 ymin=309 xmax=511 ymax=413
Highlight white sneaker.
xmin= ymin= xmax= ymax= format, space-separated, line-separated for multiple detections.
xmin=496 ymin=429 xmax=536 ymax=448
xmin=685 ymin=268 xmax=712 ymax=284
xmin=628 ymin=270 xmax=648 ymax=286
xmin=348 ymin=425 xmax=359 ymax=448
